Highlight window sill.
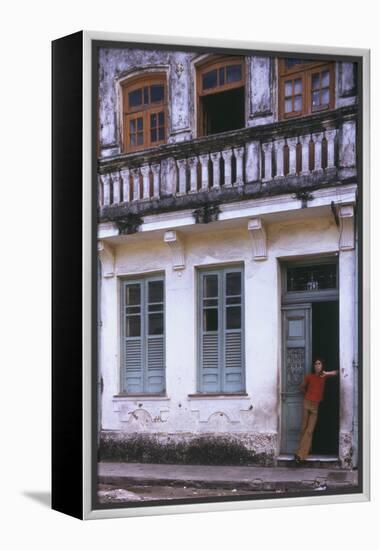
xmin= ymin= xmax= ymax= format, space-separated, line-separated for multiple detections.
xmin=113 ymin=393 xmax=169 ymax=400
xmin=187 ymin=392 xmax=249 ymax=398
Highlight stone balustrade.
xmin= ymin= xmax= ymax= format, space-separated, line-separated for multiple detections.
xmin=98 ymin=108 xmax=356 ymax=210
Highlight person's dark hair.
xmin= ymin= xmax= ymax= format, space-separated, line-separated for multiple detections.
xmin=311 ymin=357 xmax=325 ymax=373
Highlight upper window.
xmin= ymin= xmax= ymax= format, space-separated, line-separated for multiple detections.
xmin=197 ymin=56 xmax=245 ymax=137
xmin=121 ymin=74 xmax=167 ymax=153
xmin=279 ymin=58 xmax=335 ymax=120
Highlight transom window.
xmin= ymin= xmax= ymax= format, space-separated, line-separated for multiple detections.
xmin=121 ymin=275 xmax=165 ymax=394
xmin=279 ymin=58 xmax=335 ymax=119
xmin=198 ymin=266 xmax=245 ymax=393
xmin=286 ymin=263 xmax=338 ymax=293
xmin=197 ymin=56 xmax=245 ymax=137
xmin=121 ymin=75 xmax=167 ymax=153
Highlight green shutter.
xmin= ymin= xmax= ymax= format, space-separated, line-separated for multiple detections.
xmin=199 ymin=267 xmax=244 ymax=393
xmin=122 ymin=281 xmax=143 ymax=393
xmin=200 ymin=272 xmax=221 ymax=392
xmin=122 ymin=276 xmax=165 ymax=394
xmin=223 ymin=269 xmax=244 ymax=392
xmin=146 ymin=279 xmax=165 ymax=393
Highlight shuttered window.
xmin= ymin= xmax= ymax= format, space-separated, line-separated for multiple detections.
xmin=121 ymin=275 xmax=165 ymax=394
xmin=198 ymin=266 xmax=245 ymax=393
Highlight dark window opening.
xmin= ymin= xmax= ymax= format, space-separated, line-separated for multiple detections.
xmin=200 ymin=87 xmax=245 ymax=136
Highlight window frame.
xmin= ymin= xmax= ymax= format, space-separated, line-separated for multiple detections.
xmin=197 ymin=265 xmax=245 ymax=394
xmin=196 ymin=56 xmax=246 ymax=137
xmin=120 ymin=273 xmax=166 ymax=395
xmin=121 ymin=74 xmax=168 ymax=153
xmin=278 ymin=59 xmax=335 ymax=120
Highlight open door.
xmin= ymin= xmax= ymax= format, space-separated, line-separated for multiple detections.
xmin=281 ymin=304 xmax=312 ymax=454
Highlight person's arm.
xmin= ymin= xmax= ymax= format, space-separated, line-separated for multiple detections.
xmin=320 ymin=370 xmax=339 ymax=378
xmin=299 ymin=375 xmax=309 ymax=393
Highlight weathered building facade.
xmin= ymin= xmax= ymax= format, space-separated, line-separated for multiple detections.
xmin=97 ymin=46 xmax=358 ymax=469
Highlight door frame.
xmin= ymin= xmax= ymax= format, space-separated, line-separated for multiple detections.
xmin=280 ymin=257 xmax=339 ymax=455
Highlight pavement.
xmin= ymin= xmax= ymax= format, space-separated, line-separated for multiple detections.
xmin=98 ymin=462 xmax=358 ymax=493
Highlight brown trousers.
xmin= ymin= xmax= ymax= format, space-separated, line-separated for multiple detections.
xmin=296 ymin=399 xmax=319 ymax=460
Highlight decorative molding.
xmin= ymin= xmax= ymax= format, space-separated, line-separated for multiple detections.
xmin=175 ymin=61 xmax=184 ymax=79
xmin=193 ymin=203 xmax=220 ymax=224
xmin=292 ymin=190 xmax=314 ymax=208
xmin=97 ymin=240 xmax=115 ymax=278
xmin=337 ymin=204 xmax=355 ymax=251
xmin=248 ymin=218 xmax=267 ymax=261
xmin=114 ymin=213 xmax=143 ymax=235
xmin=163 ymin=230 xmax=185 ymax=270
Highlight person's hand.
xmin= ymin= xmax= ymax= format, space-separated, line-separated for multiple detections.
xmin=319 ymin=371 xmax=326 ymax=377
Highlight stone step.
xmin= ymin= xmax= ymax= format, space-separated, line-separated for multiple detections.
xmin=276 ymin=454 xmax=341 ymax=469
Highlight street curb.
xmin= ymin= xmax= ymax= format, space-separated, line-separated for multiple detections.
xmin=98 ymin=474 xmax=356 ymax=492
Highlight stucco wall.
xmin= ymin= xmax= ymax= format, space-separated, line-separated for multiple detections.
xmin=99 ymin=213 xmax=353 ymax=461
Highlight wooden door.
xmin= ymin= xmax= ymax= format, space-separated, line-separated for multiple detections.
xmin=281 ymin=304 xmax=312 ymax=454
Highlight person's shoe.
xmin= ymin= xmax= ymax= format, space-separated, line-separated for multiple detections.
xmin=294 ymin=454 xmax=302 ymax=465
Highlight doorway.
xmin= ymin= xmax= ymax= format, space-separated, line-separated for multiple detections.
xmin=311 ymin=301 xmax=339 ymax=454
xmin=280 ymin=259 xmax=339 ymax=457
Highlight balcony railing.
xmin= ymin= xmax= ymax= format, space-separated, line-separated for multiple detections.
xmin=98 ymin=106 xmax=357 ymax=215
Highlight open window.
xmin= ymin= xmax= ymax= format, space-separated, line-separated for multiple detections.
xmin=279 ymin=58 xmax=335 ymax=120
xmin=197 ymin=56 xmax=245 ymax=137
xmin=121 ymin=74 xmax=167 ymax=153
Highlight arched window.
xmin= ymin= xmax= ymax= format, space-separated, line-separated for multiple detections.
xmin=121 ymin=74 xmax=167 ymax=153
xmin=197 ymin=56 xmax=245 ymax=137
xmin=279 ymin=58 xmax=335 ymax=120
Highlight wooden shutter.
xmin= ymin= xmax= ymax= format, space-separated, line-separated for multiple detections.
xmin=146 ymin=279 xmax=165 ymax=393
xmin=199 ymin=267 xmax=244 ymax=393
xmin=200 ymin=272 xmax=221 ymax=392
xmin=122 ymin=281 xmax=143 ymax=393
xmin=122 ymin=277 xmax=165 ymax=394
xmin=224 ymin=269 xmax=244 ymax=392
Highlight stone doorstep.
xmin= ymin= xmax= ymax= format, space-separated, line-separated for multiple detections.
xmin=98 ymin=472 xmax=357 ymax=493
xmin=276 ymin=455 xmax=341 ymax=469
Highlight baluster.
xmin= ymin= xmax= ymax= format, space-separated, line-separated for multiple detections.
xmin=140 ymin=165 xmax=150 ymax=200
xmin=210 ymin=152 xmax=221 ymax=188
xmin=274 ymin=139 xmax=285 ymax=179
xmin=112 ymin=172 xmax=121 ymax=204
xmin=177 ymin=159 xmax=187 ymax=195
xmin=325 ymin=129 xmax=337 ymax=169
xmin=188 ymin=156 xmax=198 ymax=193
xmin=245 ymin=141 xmax=260 ymax=182
xmin=299 ymin=135 xmax=311 ymax=175
xmin=234 ymin=147 xmax=244 ymax=186
xmin=102 ymin=173 xmax=111 ymax=206
xmin=120 ymin=167 xmax=130 ymax=203
xmin=222 ymin=149 xmax=233 ymax=187
xmin=199 ymin=154 xmax=210 ymax=191
xmin=287 ymin=137 xmax=297 ymax=176
xmin=131 ymin=168 xmax=141 ymax=201
xmin=313 ymin=132 xmax=323 ymax=171
xmin=151 ymin=164 xmax=160 ymax=198
xmin=262 ymin=142 xmax=273 ymax=181
xmin=98 ymin=174 xmax=103 ymax=207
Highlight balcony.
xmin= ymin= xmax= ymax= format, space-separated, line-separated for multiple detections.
xmin=98 ymin=105 xmax=357 ymax=223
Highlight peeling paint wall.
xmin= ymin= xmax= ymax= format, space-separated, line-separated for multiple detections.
xmin=99 ymin=216 xmax=353 ymax=462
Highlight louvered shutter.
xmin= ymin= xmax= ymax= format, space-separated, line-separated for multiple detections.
xmin=146 ymin=279 xmax=165 ymax=393
xmin=199 ymin=267 xmax=244 ymax=393
xmin=122 ymin=281 xmax=143 ymax=393
xmin=200 ymin=272 xmax=221 ymax=392
xmin=224 ymin=270 xmax=244 ymax=392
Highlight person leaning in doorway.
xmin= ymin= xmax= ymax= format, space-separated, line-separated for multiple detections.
xmin=294 ymin=358 xmax=339 ymax=464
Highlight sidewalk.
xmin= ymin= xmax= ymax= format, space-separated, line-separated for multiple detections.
xmin=98 ymin=462 xmax=358 ymax=492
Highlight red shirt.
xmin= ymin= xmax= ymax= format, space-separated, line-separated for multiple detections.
xmin=304 ymin=373 xmax=327 ymax=402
